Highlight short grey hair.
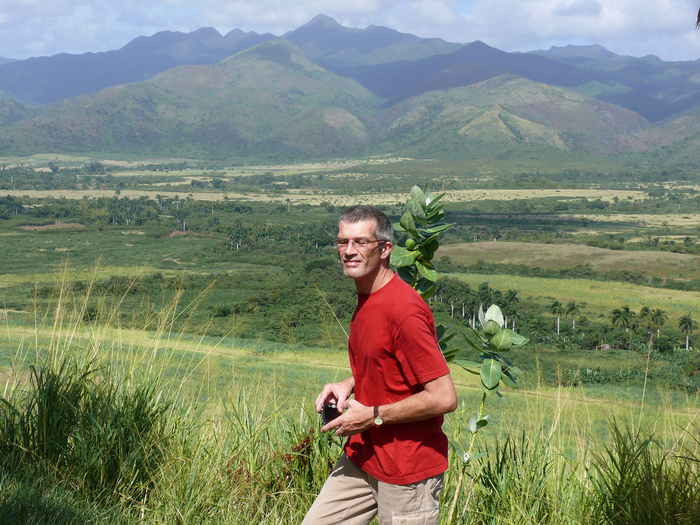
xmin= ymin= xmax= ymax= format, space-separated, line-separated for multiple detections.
xmin=338 ymin=205 xmax=394 ymax=242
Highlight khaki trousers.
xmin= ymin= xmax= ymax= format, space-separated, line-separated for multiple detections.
xmin=302 ymin=453 xmax=443 ymax=525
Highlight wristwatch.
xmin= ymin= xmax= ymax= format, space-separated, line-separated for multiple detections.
xmin=373 ymin=406 xmax=384 ymax=426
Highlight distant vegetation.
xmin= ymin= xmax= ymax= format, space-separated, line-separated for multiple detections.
xmin=1 ymin=159 xmax=697 ymax=389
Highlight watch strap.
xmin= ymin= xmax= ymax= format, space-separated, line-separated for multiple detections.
xmin=373 ymin=406 xmax=383 ymax=426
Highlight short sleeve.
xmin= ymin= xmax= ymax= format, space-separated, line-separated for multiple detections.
xmin=393 ymin=311 xmax=450 ymax=387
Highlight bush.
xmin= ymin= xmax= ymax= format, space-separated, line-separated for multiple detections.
xmin=591 ymin=420 xmax=700 ymax=525
xmin=0 ymin=357 xmax=180 ymax=505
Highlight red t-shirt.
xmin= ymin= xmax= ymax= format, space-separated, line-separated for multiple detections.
xmin=345 ymin=274 xmax=451 ymax=484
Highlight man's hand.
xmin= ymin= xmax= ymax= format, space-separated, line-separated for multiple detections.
xmin=321 ymin=400 xmax=373 ymax=436
xmin=315 ymin=376 xmax=355 ymax=414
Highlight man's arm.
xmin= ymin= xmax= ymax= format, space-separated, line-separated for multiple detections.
xmin=322 ymin=373 xmax=457 ymax=436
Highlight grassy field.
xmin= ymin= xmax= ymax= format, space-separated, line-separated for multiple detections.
xmin=569 ymin=213 xmax=700 ymax=229
xmin=1 ymin=308 xmax=698 ymax=523
xmin=448 ymin=271 xmax=698 ymax=323
xmin=440 ymin=241 xmax=700 ymax=281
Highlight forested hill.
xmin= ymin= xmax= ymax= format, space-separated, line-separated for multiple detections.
xmin=0 ymin=14 xmax=698 ymax=163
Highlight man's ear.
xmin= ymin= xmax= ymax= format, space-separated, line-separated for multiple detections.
xmin=380 ymin=241 xmax=393 ymax=260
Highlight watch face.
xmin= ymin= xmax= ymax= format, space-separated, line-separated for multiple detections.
xmin=373 ymin=416 xmax=383 ymax=426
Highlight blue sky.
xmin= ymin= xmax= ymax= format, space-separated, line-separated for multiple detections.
xmin=1 ymin=0 xmax=699 ymax=61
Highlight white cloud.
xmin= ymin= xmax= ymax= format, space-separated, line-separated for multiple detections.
xmin=456 ymin=0 xmax=700 ymax=59
xmin=552 ymin=1 xmax=602 ymax=17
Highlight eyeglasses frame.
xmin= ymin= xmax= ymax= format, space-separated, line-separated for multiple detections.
xmin=333 ymin=238 xmax=389 ymax=250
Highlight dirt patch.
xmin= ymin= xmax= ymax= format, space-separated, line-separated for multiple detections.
xmin=20 ymin=222 xmax=85 ymax=231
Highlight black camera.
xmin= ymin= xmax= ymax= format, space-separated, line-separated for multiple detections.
xmin=322 ymin=403 xmax=340 ymax=424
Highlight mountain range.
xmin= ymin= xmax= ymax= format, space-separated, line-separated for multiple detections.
xmin=0 ymin=14 xmax=698 ymax=163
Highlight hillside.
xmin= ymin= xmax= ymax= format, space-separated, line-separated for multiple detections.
xmin=378 ymin=76 xmax=653 ymax=158
xmin=0 ymin=15 xmax=698 ymax=163
xmin=0 ymin=40 xmax=381 ymax=159
xmin=532 ymin=46 xmax=700 ymax=122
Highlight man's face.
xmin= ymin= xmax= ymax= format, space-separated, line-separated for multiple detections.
xmin=337 ymin=219 xmax=389 ymax=282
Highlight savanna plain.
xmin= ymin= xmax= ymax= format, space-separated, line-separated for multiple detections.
xmin=0 ymin=154 xmax=699 ymax=524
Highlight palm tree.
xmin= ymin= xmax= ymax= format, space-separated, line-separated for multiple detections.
xmin=550 ymin=300 xmax=564 ymax=335
xmin=464 ymin=296 xmax=480 ymax=329
xmin=565 ymin=301 xmax=581 ymax=331
xmin=477 ymin=282 xmax=493 ymax=306
xmin=611 ymin=305 xmax=635 ymax=333
xmin=491 ymin=290 xmax=503 ymax=309
xmin=678 ymin=313 xmax=697 ymax=350
xmin=470 ymin=226 xmax=480 ymax=242
xmin=612 ymin=305 xmax=637 ymax=351
xmin=504 ymin=289 xmax=520 ymax=329
xmin=651 ymin=308 xmax=667 ymax=338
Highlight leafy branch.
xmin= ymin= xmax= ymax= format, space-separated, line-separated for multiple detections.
xmin=390 ymin=185 xmax=458 ymax=359
xmin=391 ymin=185 xmax=453 ymax=301
xmin=390 ymin=185 xmax=529 ymax=522
xmin=447 ymin=304 xmax=528 ymax=522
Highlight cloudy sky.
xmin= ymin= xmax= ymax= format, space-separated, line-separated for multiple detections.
xmin=2 ymin=0 xmax=699 ymax=62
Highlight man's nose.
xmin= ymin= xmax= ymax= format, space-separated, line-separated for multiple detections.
xmin=343 ymin=241 xmax=360 ymax=255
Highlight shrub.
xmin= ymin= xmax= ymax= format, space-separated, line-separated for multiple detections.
xmin=0 ymin=357 xmax=180 ymax=506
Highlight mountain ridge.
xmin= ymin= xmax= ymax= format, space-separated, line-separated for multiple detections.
xmin=0 ymin=15 xmax=698 ymax=163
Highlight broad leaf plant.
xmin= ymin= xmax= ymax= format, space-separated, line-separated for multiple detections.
xmin=390 ymin=185 xmax=529 ymax=521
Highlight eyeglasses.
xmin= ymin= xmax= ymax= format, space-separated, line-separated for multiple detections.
xmin=333 ymin=238 xmax=387 ymax=249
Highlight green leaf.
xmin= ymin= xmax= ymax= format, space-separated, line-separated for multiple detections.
xmin=501 ymin=370 xmax=519 ymax=388
xmin=484 ymin=320 xmax=501 ymax=336
xmin=454 ymin=359 xmax=481 ymax=374
xmin=506 ymin=364 xmax=523 ymax=377
xmin=410 ymin=185 xmax=425 ymax=201
xmin=407 ymin=198 xmax=425 ymax=222
xmin=422 ymin=223 xmax=453 ymax=235
xmin=468 ymin=415 xmax=489 ymax=433
xmin=481 ymin=359 xmax=502 ymax=390
xmin=481 ymin=382 xmax=500 ymax=396
xmin=488 ymin=329 xmax=512 ymax=352
xmin=415 ymin=260 xmax=438 ymax=282
xmin=425 ymin=209 xmax=446 ymax=223
xmin=436 ymin=323 xmax=456 ymax=343
xmin=419 ymin=232 xmax=441 ymax=246
xmin=441 ymin=346 xmax=458 ymax=363
xmin=415 ymin=279 xmax=437 ymax=300
xmin=396 ymin=266 xmax=414 ymax=282
xmin=399 ymin=211 xmax=418 ymax=236
xmin=461 ymin=330 xmax=484 ymax=352
xmin=504 ymin=329 xmax=529 ymax=347
xmin=390 ymin=245 xmax=420 ymax=268
xmin=424 ymin=192 xmax=446 ymax=212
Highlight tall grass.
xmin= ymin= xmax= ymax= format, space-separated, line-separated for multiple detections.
xmin=0 ymin=272 xmax=699 ymax=523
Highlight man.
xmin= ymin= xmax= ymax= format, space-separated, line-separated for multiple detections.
xmin=302 ymin=205 xmax=458 ymax=525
